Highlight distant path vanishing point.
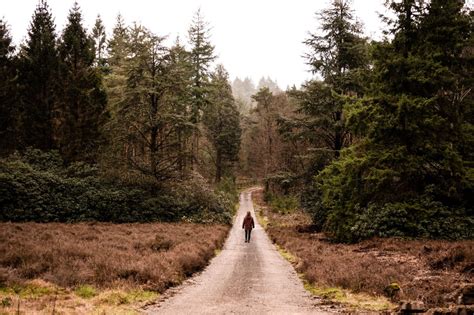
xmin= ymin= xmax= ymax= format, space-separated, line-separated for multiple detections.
xmin=144 ymin=188 xmax=332 ymax=315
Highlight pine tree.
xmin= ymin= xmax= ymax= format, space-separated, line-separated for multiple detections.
xmin=18 ymin=0 xmax=59 ymax=151
xmin=0 ymin=19 xmax=18 ymax=155
xmin=251 ymin=87 xmax=277 ymax=183
xmin=313 ymin=0 xmax=474 ymax=241
xmin=301 ymin=0 xmax=369 ymax=158
xmin=167 ymin=39 xmax=194 ymax=176
xmin=91 ymin=15 xmax=107 ymax=70
xmin=121 ymin=25 xmax=185 ymax=182
xmin=58 ymin=2 xmax=107 ymax=162
xmin=204 ymin=65 xmax=241 ymax=182
xmin=188 ymin=9 xmax=216 ymax=167
xmin=105 ymin=14 xmax=129 ymax=116
xmin=108 ymin=14 xmax=128 ymax=68
xmin=351 ymin=0 xmax=473 ymax=201
xmin=305 ymin=0 xmax=368 ymax=90
xmin=102 ymin=15 xmax=130 ymax=169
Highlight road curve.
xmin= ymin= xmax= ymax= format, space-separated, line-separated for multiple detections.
xmin=144 ymin=188 xmax=331 ymax=315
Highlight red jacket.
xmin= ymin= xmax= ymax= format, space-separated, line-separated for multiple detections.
xmin=242 ymin=216 xmax=255 ymax=230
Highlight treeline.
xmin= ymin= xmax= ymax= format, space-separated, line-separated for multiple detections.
xmin=242 ymin=0 xmax=473 ymax=241
xmin=0 ymin=2 xmax=241 ymax=223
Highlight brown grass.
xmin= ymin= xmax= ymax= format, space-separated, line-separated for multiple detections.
xmin=253 ymin=190 xmax=473 ymax=309
xmin=0 ymin=222 xmax=229 ymax=313
xmin=0 ymin=222 xmax=229 ymax=290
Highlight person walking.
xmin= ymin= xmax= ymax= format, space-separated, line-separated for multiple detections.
xmin=242 ymin=211 xmax=255 ymax=243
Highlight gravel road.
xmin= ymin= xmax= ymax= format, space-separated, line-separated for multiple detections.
xmin=144 ymin=188 xmax=332 ymax=315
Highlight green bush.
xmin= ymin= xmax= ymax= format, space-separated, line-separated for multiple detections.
xmin=216 ymin=176 xmax=239 ymax=205
xmin=305 ymin=146 xmax=473 ymax=242
xmin=0 ymin=150 xmax=234 ymax=224
xmin=347 ymin=199 xmax=474 ymax=241
xmin=268 ymin=194 xmax=299 ymax=214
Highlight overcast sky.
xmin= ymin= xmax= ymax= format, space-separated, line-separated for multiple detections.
xmin=1 ymin=0 xmax=395 ymax=88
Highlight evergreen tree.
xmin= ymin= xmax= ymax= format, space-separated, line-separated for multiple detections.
xmin=204 ymin=65 xmax=241 ymax=182
xmin=18 ymin=0 xmax=59 ymax=151
xmin=188 ymin=9 xmax=216 ymax=167
xmin=101 ymin=14 xmax=130 ymax=170
xmin=0 ymin=19 xmax=18 ymax=155
xmin=300 ymin=0 xmax=369 ymax=159
xmin=251 ymin=87 xmax=277 ymax=182
xmin=313 ymin=0 xmax=474 ymax=241
xmin=105 ymin=14 xmax=129 ymax=118
xmin=107 ymin=14 xmax=128 ymax=68
xmin=58 ymin=2 xmax=107 ymax=162
xmin=167 ymin=39 xmax=194 ymax=176
xmin=121 ymin=25 xmax=184 ymax=182
xmin=91 ymin=14 xmax=107 ymax=70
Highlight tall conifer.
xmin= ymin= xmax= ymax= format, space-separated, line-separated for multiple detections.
xmin=0 ymin=19 xmax=18 ymax=155
xmin=19 ymin=0 xmax=59 ymax=150
xmin=58 ymin=2 xmax=107 ymax=162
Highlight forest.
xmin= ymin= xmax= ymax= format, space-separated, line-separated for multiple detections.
xmin=0 ymin=2 xmax=241 ymax=224
xmin=236 ymin=0 xmax=473 ymax=242
xmin=0 ymin=0 xmax=473 ymax=313
xmin=0 ymin=0 xmax=473 ymax=241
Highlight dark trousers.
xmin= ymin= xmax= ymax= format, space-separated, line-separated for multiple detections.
xmin=245 ymin=229 xmax=252 ymax=242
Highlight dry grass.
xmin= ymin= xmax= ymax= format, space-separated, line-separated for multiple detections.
xmin=253 ymin=190 xmax=473 ymax=310
xmin=0 ymin=222 xmax=229 ymax=314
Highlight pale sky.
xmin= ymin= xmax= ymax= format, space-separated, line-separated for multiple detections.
xmin=1 ymin=0 xmax=393 ymax=88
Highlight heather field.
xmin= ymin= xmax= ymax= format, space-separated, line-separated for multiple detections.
xmin=0 ymin=222 xmax=230 ymax=314
xmin=253 ymin=190 xmax=474 ymax=311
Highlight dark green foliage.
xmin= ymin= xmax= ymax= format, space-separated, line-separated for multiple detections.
xmin=1 ymin=3 xmax=238 ymax=226
xmin=304 ymin=0 xmax=369 ymax=90
xmin=91 ymin=15 xmax=107 ymax=70
xmin=0 ymin=19 xmax=18 ymax=156
xmin=310 ymin=146 xmax=473 ymax=242
xmin=277 ymin=0 xmax=370 ymax=200
xmin=57 ymin=2 xmax=107 ymax=163
xmin=297 ymin=0 xmax=369 ymax=159
xmin=215 ymin=176 xmax=239 ymax=205
xmin=0 ymin=150 xmax=234 ymax=224
xmin=187 ymin=9 xmax=216 ymax=170
xmin=18 ymin=0 xmax=59 ymax=151
xmin=119 ymin=25 xmax=189 ymax=182
xmin=204 ymin=65 xmax=242 ymax=182
xmin=167 ymin=41 xmax=195 ymax=175
xmin=188 ymin=9 xmax=216 ymax=124
xmin=265 ymin=192 xmax=299 ymax=215
xmin=286 ymin=81 xmax=353 ymax=158
xmin=308 ymin=0 xmax=474 ymax=242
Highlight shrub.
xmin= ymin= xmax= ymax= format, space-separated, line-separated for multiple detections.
xmin=0 ymin=150 xmax=234 ymax=224
xmin=304 ymin=146 xmax=473 ymax=242
xmin=269 ymin=194 xmax=299 ymax=214
xmin=0 ymin=222 xmax=230 ymax=292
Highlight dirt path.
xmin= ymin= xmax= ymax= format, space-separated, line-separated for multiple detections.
xmin=144 ymin=188 xmax=332 ymax=314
